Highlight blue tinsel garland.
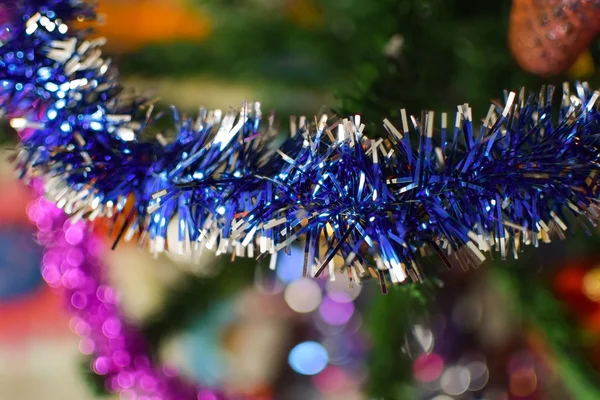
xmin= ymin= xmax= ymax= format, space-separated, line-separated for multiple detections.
xmin=3 ymin=0 xmax=600 ymax=288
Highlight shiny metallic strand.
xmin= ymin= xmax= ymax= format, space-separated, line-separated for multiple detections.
xmin=3 ymin=0 xmax=600 ymax=288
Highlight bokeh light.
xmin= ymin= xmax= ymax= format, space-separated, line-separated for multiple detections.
xmin=412 ymin=324 xmax=434 ymax=353
xmin=583 ymin=266 xmax=600 ymax=302
xmin=93 ymin=356 xmax=110 ymax=375
xmin=319 ymin=296 xmax=354 ymax=326
xmin=431 ymin=395 xmax=454 ymax=400
xmin=284 ymin=278 xmax=322 ymax=313
xmin=326 ymin=271 xmax=362 ymax=303
xmin=276 ymin=246 xmax=304 ymax=284
xmin=288 ymin=341 xmax=328 ymax=376
xmin=313 ymin=312 xmax=347 ymax=335
xmin=312 ymin=365 xmax=355 ymax=393
xmin=322 ymin=334 xmax=352 ymax=365
xmin=509 ymin=367 xmax=537 ymax=397
xmin=441 ymin=365 xmax=471 ymax=396
xmin=466 ymin=360 xmax=489 ymax=391
xmin=413 ymin=353 xmax=444 ymax=383
xmin=64 ymin=224 xmax=84 ymax=245
xmin=507 ymin=350 xmax=535 ymax=374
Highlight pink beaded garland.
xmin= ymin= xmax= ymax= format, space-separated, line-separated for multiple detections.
xmin=28 ymin=181 xmax=226 ymax=400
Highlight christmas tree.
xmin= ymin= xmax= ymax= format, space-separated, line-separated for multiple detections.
xmin=3 ymin=1 xmax=600 ymax=399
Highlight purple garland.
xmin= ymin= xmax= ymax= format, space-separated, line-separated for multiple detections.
xmin=29 ymin=180 xmax=225 ymax=400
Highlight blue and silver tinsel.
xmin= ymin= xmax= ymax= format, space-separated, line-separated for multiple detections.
xmin=3 ymin=0 xmax=600 ymax=288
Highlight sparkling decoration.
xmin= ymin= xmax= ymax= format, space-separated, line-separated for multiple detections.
xmin=5 ymin=1 xmax=600 ymax=291
xmin=28 ymin=180 xmax=224 ymax=400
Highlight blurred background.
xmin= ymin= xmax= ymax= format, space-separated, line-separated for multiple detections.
xmin=3 ymin=0 xmax=600 ymax=399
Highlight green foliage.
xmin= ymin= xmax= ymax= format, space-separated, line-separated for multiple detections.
xmin=79 ymin=358 xmax=109 ymax=396
xmin=118 ymin=0 xmax=561 ymax=130
xmin=119 ymin=0 xmax=400 ymax=89
xmin=365 ymin=284 xmax=430 ymax=400
xmin=336 ymin=0 xmax=542 ymax=129
xmin=0 ymin=121 xmax=15 ymax=145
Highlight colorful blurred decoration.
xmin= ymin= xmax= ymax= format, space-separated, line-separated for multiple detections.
xmin=491 ymin=262 xmax=600 ymax=400
xmin=89 ymin=0 xmax=210 ymax=52
xmin=554 ymin=260 xmax=599 ymax=324
xmin=552 ymin=257 xmax=600 ymax=365
xmin=0 ymin=170 xmax=68 ymax=341
xmin=509 ymin=0 xmax=600 ymax=77
xmin=172 ymin=289 xmax=293 ymax=398
xmin=275 ymin=249 xmax=368 ymax=399
xmin=161 ymin=247 xmax=368 ymax=399
xmin=405 ymin=272 xmax=598 ymax=400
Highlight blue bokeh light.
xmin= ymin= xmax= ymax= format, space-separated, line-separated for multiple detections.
xmin=276 ymin=246 xmax=304 ymax=284
xmin=288 ymin=341 xmax=328 ymax=376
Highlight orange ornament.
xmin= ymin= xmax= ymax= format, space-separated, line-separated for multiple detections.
xmin=80 ymin=0 xmax=210 ymax=52
xmin=509 ymin=0 xmax=600 ymax=76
